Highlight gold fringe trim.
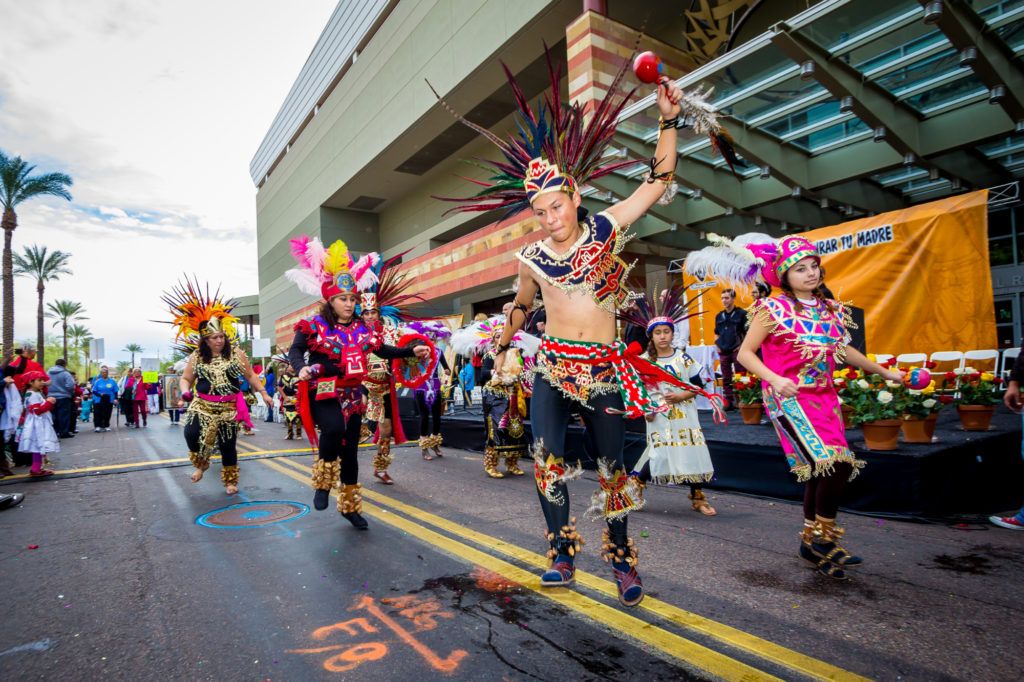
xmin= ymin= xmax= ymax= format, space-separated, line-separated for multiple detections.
xmin=220 ymin=465 xmax=239 ymax=487
xmin=792 ymin=451 xmax=865 ymax=483
xmin=544 ymin=517 xmax=584 ymax=565
xmin=586 ymin=460 xmax=645 ymax=521
xmin=650 ymin=472 xmax=713 ymax=485
xmin=600 ymin=529 xmax=639 ymax=568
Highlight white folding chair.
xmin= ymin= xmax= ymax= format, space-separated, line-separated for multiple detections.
xmin=962 ymin=349 xmax=998 ymax=373
xmin=874 ymin=353 xmax=895 ymax=365
xmin=929 ymin=351 xmax=965 ymax=394
xmin=1001 ymin=347 xmax=1021 ymax=380
xmin=895 ymin=352 xmax=927 ymax=369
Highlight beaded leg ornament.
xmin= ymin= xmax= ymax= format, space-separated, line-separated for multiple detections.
xmin=532 ymin=441 xmax=583 ymax=506
xmin=373 ymin=442 xmax=392 ymax=470
xmin=311 ymin=458 xmax=340 ymax=491
xmin=545 ymin=517 xmax=583 ymax=564
xmin=338 ymin=483 xmax=363 ymax=515
xmin=221 ymin=465 xmax=239 ymax=489
xmin=586 ymin=459 xmax=645 ymax=520
xmin=189 ymin=451 xmax=210 ymax=472
xmin=484 ymin=446 xmax=503 ymax=478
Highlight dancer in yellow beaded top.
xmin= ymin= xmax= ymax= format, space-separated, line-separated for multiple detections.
xmin=163 ymin=279 xmax=270 ymax=494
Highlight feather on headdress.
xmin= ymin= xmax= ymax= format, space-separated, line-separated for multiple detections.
xmin=683 ymin=232 xmax=818 ymax=289
xmin=428 ymin=44 xmax=638 ymax=217
xmin=357 ymin=251 xmax=425 ymax=323
xmin=285 ymin=235 xmax=379 ymax=300
xmin=160 ymin=277 xmax=240 ymax=353
xmin=450 ymin=316 xmax=541 ymax=358
xmin=618 ymin=282 xmax=704 ymax=339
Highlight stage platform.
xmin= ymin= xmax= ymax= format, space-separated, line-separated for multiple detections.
xmin=396 ymin=398 xmax=1023 ymax=519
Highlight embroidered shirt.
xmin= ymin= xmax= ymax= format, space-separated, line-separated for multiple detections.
xmin=517 ymin=211 xmax=634 ymax=313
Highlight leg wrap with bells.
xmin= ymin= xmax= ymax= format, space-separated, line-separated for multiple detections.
xmin=545 ymin=517 xmax=583 ymax=565
xmin=484 ymin=446 xmax=503 ymax=478
xmin=221 ymin=465 xmax=239 ymax=488
xmin=338 ymin=483 xmax=363 ymax=514
xmin=189 ymin=451 xmax=210 ymax=472
xmin=373 ymin=442 xmax=392 ymax=471
xmin=311 ymin=458 xmax=340 ymax=491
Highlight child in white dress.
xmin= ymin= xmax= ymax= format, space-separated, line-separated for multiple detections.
xmin=18 ymin=371 xmax=59 ymax=476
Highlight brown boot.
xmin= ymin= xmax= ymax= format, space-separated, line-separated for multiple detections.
xmin=484 ymin=446 xmax=503 ymax=478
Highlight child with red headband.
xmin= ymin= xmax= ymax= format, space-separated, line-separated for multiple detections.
xmin=18 ymin=371 xmax=59 ymax=476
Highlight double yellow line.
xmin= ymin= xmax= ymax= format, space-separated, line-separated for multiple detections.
xmin=243 ymin=440 xmax=867 ymax=682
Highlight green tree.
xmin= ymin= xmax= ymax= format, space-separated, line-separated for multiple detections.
xmin=67 ymin=323 xmax=91 ymax=375
xmin=45 ymin=299 xmax=87 ymax=361
xmin=12 ymin=244 xmax=72 ymax=367
xmin=115 ymin=360 xmax=131 ymax=376
xmin=123 ymin=343 xmax=144 ymax=368
xmin=0 ymin=151 xmax=73 ymax=358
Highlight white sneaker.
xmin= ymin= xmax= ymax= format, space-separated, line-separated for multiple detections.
xmin=95 ymin=427 xmax=101 ymax=432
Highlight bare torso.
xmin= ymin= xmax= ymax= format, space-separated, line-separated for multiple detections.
xmin=518 ymin=241 xmax=618 ymax=345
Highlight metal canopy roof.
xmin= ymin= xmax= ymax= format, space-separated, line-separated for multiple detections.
xmin=587 ymin=0 xmax=1024 ymax=252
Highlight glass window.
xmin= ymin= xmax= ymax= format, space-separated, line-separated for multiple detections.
xmin=991 ymin=209 xmax=1013 ymax=237
xmin=998 ymin=323 xmax=1017 ymax=348
xmin=995 ymin=297 xmax=1017 ymax=349
xmin=991 ymin=236 xmax=1015 ymax=266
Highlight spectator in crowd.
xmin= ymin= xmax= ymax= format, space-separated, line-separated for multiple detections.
xmin=752 ymin=281 xmax=771 ymax=300
xmin=995 ymin=346 xmax=1024 ymax=530
xmin=91 ymin=366 xmax=118 ymax=431
xmin=71 ymin=372 xmax=82 ymax=432
xmin=715 ymin=288 xmax=746 ymax=411
xmin=131 ymin=368 xmax=149 ymax=428
xmin=0 ymin=352 xmax=21 ymax=477
xmin=10 ymin=344 xmax=44 ymax=392
xmin=264 ymin=366 xmax=276 ymax=422
xmin=47 ymin=358 xmax=76 ymax=438
xmin=118 ymin=370 xmax=136 ymax=427
xmin=80 ymin=382 xmax=93 ymax=424
xmin=146 ymin=378 xmax=160 ymax=415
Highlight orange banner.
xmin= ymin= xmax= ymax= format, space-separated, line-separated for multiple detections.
xmin=684 ymin=190 xmax=995 ymax=356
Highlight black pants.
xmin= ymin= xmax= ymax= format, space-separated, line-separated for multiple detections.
xmin=183 ymin=419 xmax=238 ymax=467
xmin=310 ymin=398 xmax=362 ymax=485
xmin=803 ymin=462 xmax=853 ymax=520
xmin=416 ymin=392 xmax=442 ymax=437
xmin=530 ymin=379 xmax=629 ymax=549
xmin=120 ymin=397 xmax=135 ymax=424
xmin=53 ymin=398 xmax=73 ymax=436
xmin=94 ymin=396 xmax=114 ymax=428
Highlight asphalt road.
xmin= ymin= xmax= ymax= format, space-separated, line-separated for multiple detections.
xmin=1 ymin=412 xmax=1022 ymax=681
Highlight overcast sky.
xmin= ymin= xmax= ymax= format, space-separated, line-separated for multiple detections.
xmin=0 ymin=0 xmax=337 ymax=365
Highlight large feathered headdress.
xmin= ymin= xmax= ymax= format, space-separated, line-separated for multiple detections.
xmin=684 ymin=233 xmax=819 ymax=288
xmin=618 ymin=282 xmax=703 ymax=340
xmin=160 ymin=277 xmax=240 ymax=353
xmin=357 ymin=251 xmax=425 ymax=323
xmin=285 ymin=235 xmax=379 ymax=300
xmin=428 ymin=45 xmax=638 ymax=217
xmin=450 ymin=316 xmax=541 ymax=358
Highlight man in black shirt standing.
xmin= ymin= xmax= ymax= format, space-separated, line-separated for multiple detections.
xmin=715 ymin=288 xmax=746 ymax=411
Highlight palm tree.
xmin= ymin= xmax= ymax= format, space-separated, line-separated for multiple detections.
xmin=67 ymin=324 xmax=91 ymax=374
xmin=0 ymin=151 xmax=73 ymax=358
xmin=123 ymin=343 xmax=144 ymax=368
xmin=13 ymin=244 xmax=72 ymax=366
xmin=45 ymin=299 xmax=87 ymax=361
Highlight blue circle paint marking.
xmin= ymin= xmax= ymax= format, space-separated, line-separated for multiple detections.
xmin=196 ymin=501 xmax=309 ymax=529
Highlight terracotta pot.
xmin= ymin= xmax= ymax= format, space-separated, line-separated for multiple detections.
xmin=861 ymin=419 xmax=901 ymax=451
xmin=957 ymin=405 xmax=995 ymax=431
xmin=840 ymin=405 xmax=855 ymax=429
xmin=900 ymin=413 xmax=938 ymax=443
xmin=738 ymin=403 xmax=764 ymax=425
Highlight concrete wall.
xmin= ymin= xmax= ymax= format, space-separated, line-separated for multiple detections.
xmin=255 ymin=0 xmax=580 ymax=334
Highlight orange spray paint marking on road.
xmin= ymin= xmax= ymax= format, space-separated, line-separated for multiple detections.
xmin=287 ymin=593 xmax=468 ymax=674
xmin=353 ymin=595 xmax=468 ymax=672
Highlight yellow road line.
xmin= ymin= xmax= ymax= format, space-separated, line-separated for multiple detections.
xmin=259 ymin=457 xmax=782 ymax=682
xmin=272 ymin=456 xmax=867 ymax=682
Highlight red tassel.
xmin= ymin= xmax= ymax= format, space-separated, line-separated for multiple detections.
xmin=295 ymin=380 xmax=319 ymax=453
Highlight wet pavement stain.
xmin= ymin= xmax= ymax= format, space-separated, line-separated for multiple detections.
xmin=734 ymin=568 xmax=879 ymax=600
xmin=412 ymin=572 xmax=688 ymax=681
xmin=927 ymin=553 xmax=994 ymax=575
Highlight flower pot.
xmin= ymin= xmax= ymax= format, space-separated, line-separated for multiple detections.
xmin=957 ymin=405 xmax=995 ymax=431
xmin=840 ymin=405 xmax=855 ymax=429
xmin=738 ymin=403 xmax=764 ymax=425
xmin=900 ymin=413 xmax=938 ymax=443
xmin=861 ymin=419 xmax=901 ymax=451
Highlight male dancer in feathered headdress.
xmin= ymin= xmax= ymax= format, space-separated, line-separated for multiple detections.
xmin=433 ymin=50 xmax=726 ymax=607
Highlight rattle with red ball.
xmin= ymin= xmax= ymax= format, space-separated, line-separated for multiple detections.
xmin=904 ymin=368 xmax=931 ymax=390
xmin=633 ymin=51 xmax=670 ymax=90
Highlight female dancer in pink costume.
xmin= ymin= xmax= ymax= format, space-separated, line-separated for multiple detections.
xmin=687 ymin=235 xmax=903 ymax=580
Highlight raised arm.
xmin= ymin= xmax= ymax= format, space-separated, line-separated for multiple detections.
xmin=606 ymin=79 xmax=683 ymax=229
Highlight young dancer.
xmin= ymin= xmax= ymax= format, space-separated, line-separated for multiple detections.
xmin=686 ymin=234 xmax=904 ymax=579
xmin=404 ymin=320 xmax=451 ymax=461
xmin=433 ymin=48 xmax=729 ymax=605
xmin=286 ymin=238 xmax=430 ymax=529
xmin=621 ymin=285 xmax=716 ymax=514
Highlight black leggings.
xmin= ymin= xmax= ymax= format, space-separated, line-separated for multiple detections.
xmin=802 ymin=462 xmax=853 ymax=520
xmin=310 ymin=399 xmax=362 ymax=485
xmin=94 ymin=396 xmax=114 ymax=428
xmin=183 ymin=420 xmax=238 ymax=467
xmin=416 ymin=392 xmax=442 ymax=437
xmin=531 ymin=379 xmax=629 ymax=547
